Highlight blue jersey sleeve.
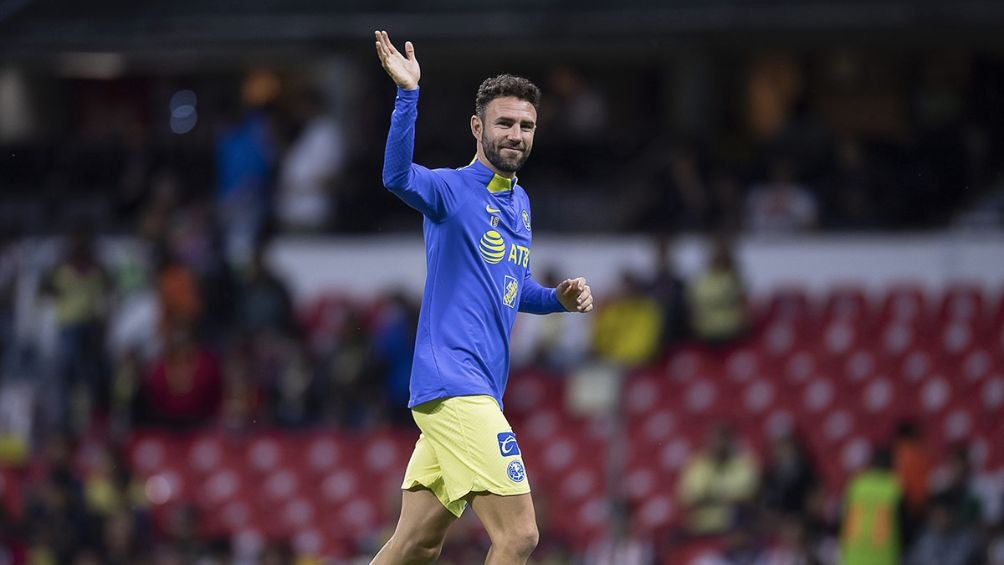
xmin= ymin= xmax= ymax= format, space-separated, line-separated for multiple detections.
xmin=519 ymin=270 xmax=565 ymax=314
xmin=382 ymin=87 xmax=464 ymax=221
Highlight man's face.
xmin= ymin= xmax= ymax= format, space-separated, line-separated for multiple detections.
xmin=475 ymin=96 xmax=537 ymax=175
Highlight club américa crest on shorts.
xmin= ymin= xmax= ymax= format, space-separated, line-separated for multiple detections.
xmin=507 ymin=460 xmax=526 ymax=482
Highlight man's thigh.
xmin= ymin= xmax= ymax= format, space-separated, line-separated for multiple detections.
xmin=391 ymin=487 xmax=458 ymax=542
xmin=467 ymin=491 xmax=537 ymax=540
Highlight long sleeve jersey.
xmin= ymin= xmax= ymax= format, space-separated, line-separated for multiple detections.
xmin=382 ymin=87 xmax=564 ymax=409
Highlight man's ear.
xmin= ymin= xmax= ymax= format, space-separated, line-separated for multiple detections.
xmin=470 ymin=114 xmax=481 ymax=140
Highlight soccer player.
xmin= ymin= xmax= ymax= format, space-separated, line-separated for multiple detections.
xmin=371 ymin=30 xmax=594 ymax=565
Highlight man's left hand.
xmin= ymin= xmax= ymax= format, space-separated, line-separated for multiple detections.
xmin=556 ymin=277 xmax=593 ymax=313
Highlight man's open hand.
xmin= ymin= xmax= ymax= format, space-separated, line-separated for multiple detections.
xmin=374 ymin=30 xmax=420 ymax=90
xmin=556 ymin=277 xmax=593 ymax=313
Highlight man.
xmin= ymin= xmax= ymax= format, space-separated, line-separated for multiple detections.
xmin=372 ymin=30 xmax=594 ymax=565
xmin=840 ymin=448 xmax=905 ymax=565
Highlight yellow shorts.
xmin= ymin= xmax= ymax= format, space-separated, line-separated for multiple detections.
xmin=401 ymin=395 xmax=531 ymax=517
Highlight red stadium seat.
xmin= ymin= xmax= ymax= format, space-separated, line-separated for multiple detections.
xmin=246 ymin=434 xmax=295 ymax=476
xmin=819 ymin=319 xmax=860 ymax=362
xmin=938 ymin=320 xmax=979 ymax=359
xmin=200 ymin=467 xmax=245 ymax=507
xmin=125 ymin=432 xmax=183 ymax=478
xmin=842 ymin=349 xmax=879 ymax=388
xmin=740 ymin=379 xmax=776 ymax=418
xmin=632 ymin=494 xmax=677 ymax=536
xmin=662 ymin=347 xmax=715 ymax=383
xmin=938 ymin=283 xmax=986 ymax=325
xmin=821 ymin=285 xmax=872 ymax=328
xmin=960 ymin=348 xmax=995 ymax=387
xmin=758 ymin=320 xmax=802 ymax=359
xmin=258 ymin=468 xmax=302 ymax=506
xmin=551 ymin=496 xmax=609 ymax=550
xmin=507 ymin=370 xmax=565 ymax=415
xmin=623 ymin=373 xmax=670 ymax=418
xmin=879 ymin=284 xmax=929 ymax=326
xmin=319 ymin=468 xmax=361 ymax=508
xmin=782 ymin=350 xmax=819 ymax=385
xmin=760 ymin=286 xmax=813 ymax=328
xmin=298 ymin=433 xmax=348 ymax=478
xmin=724 ymin=347 xmax=763 ymax=383
xmin=622 ymin=465 xmax=660 ymax=502
xmin=331 ymin=495 xmax=383 ymax=537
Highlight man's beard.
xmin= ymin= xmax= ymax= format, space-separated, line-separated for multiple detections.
xmin=483 ymin=133 xmax=531 ymax=174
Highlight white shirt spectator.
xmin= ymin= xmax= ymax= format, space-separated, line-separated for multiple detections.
xmin=277 ymin=115 xmax=345 ymax=230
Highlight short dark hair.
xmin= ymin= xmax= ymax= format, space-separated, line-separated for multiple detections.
xmin=475 ymin=74 xmax=541 ymax=120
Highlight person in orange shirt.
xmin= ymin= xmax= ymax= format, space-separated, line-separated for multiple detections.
xmin=154 ymin=243 xmax=202 ymax=336
xmin=892 ymin=421 xmax=930 ymax=544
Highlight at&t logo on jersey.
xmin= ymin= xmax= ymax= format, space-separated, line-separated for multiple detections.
xmin=507 ymin=460 xmax=526 ymax=482
xmin=479 ymin=230 xmax=505 ymax=264
xmin=497 ymin=432 xmax=521 ymax=457
xmin=503 ymin=275 xmax=518 ymax=308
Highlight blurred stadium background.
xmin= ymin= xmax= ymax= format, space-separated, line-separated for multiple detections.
xmin=2 ymin=0 xmax=1004 ymax=563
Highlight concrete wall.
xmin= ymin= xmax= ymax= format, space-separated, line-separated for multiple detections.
xmin=269 ymin=233 xmax=1004 ymax=304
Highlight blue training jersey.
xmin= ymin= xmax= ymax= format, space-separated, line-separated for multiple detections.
xmin=382 ymin=87 xmax=564 ymax=410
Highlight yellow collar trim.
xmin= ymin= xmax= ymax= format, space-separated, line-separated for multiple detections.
xmin=487 ymin=174 xmax=514 ymax=193
xmin=470 ymin=156 xmax=516 ymax=193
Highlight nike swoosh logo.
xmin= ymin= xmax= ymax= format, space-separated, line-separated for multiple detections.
xmin=486 ymin=205 xmax=501 ymax=214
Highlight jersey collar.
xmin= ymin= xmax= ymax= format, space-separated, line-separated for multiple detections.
xmin=468 ymin=157 xmax=516 ymax=193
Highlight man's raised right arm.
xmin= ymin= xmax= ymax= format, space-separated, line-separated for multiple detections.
xmin=376 ymin=30 xmax=458 ymax=221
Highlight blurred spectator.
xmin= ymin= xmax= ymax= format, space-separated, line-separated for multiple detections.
xmin=102 ymin=507 xmax=146 ymax=564
xmin=990 ymin=522 xmax=1004 ymax=565
xmin=678 ymin=424 xmax=759 ymax=536
xmin=154 ymin=242 xmax=202 ymax=338
xmin=840 ymin=447 xmax=904 ymax=565
xmin=260 ymin=540 xmax=295 ymax=565
xmin=0 ymin=235 xmax=18 ymax=377
xmin=24 ymin=436 xmax=91 ymax=563
xmin=906 ymin=494 xmax=982 ymax=565
xmin=236 ymin=242 xmax=296 ymax=338
xmin=264 ymin=337 xmax=318 ymax=427
xmin=687 ymin=237 xmax=749 ymax=345
xmin=930 ymin=445 xmax=983 ymax=529
xmin=583 ymin=500 xmax=654 ymax=565
xmin=764 ymin=517 xmax=827 ymax=565
xmin=633 ymin=142 xmax=712 ymax=232
xmin=219 ymin=339 xmax=263 ymax=431
xmin=215 ymin=70 xmax=279 ymax=267
xmin=646 ymin=237 xmax=689 ymax=348
xmin=370 ymin=291 xmax=418 ymax=424
xmin=142 ymin=323 xmax=222 ymax=428
xmin=708 ymin=171 xmax=744 ymax=233
xmin=591 ymin=269 xmax=662 ymax=368
xmin=893 ymin=421 xmax=932 ymax=542
xmin=161 ymin=505 xmax=208 ymax=563
xmin=276 ymin=88 xmax=346 ymax=232
xmin=759 ymin=432 xmax=819 ymax=520
xmin=138 ymin=171 xmax=181 ymax=243
xmin=108 ymin=347 xmax=143 ymax=438
xmin=744 ymin=158 xmax=818 ymax=233
xmin=319 ymin=309 xmax=381 ymax=427
xmin=822 ymin=137 xmax=878 ymax=229
xmin=545 ymin=65 xmax=609 ymax=140
xmin=41 ymin=229 xmax=111 ymax=432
